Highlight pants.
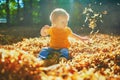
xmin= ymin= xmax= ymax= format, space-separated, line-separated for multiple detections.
xmin=38 ymin=47 xmax=69 ymax=59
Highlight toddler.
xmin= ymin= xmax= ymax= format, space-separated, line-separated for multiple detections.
xmin=39 ymin=8 xmax=89 ymax=61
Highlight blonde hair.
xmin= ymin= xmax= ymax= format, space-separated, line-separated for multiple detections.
xmin=50 ymin=8 xmax=69 ymax=22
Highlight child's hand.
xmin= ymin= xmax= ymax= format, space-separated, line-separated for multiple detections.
xmin=70 ymin=33 xmax=90 ymax=44
xmin=81 ymin=36 xmax=89 ymax=41
xmin=83 ymin=37 xmax=93 ymax=45
xmin=82 ymin=36 xmax=90 ymax=44
xmin=40 ymin=25 xmax=50 ymax=36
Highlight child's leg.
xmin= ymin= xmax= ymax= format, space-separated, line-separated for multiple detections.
xmin=38 ymin=47 xmax=52 ymax=59
xmin=60 ymin=48 xmax=69 ymax=59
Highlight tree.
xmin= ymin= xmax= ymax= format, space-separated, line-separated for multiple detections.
xmin=6 ymin=0 xmax=10 ymax=26
xmin=16 ymin=0 xmax=20 ymax=25
xmin=22 ymin=0 xmax=33 ymax=25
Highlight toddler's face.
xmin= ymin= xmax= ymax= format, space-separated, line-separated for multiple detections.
xmin=53 ymin=16 xmax=68 ymax=28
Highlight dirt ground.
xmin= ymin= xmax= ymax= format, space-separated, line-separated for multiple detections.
xmin=0 ymin=26 xmax=41 ymax=45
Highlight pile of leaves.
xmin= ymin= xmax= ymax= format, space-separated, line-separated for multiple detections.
xmin=0 ymin=33 xmax=120 ymax=80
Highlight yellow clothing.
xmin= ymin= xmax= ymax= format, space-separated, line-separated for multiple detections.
xmin=48 ymin=27 xmax=72 ymax=49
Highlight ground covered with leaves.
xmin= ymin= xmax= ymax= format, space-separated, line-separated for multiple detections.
xmin=0 ymin=33 xmax=120 ymax=80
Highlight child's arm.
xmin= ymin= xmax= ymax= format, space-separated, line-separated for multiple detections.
xmin=70 ymin=33 xmax=89 ymax=42
xmin=40 ymin=25 xmax=50 ymax=36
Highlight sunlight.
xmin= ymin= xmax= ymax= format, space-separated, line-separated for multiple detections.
xmin=15 ymin=0 xmax=24 ymax=8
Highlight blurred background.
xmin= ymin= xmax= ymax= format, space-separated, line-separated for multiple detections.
xmin=0 ymin=0 xmax=120 ymax=44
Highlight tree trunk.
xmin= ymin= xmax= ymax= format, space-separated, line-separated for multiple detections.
xmin=16 ymin=0 xmax=20 ymax=25
xmin=6 ymin=0 xmax=10 ymax=26
xmin=29 ymin=0 xmax=33 ymax=25
xmin=23 ymin=0 xmax=33 ymax=26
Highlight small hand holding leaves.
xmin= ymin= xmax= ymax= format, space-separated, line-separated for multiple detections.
xmin=40 ymin=25 xmax=50 ymax=36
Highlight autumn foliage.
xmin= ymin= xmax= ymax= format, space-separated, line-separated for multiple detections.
xmin=0 ymin=33 xmax=120 ymax=80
